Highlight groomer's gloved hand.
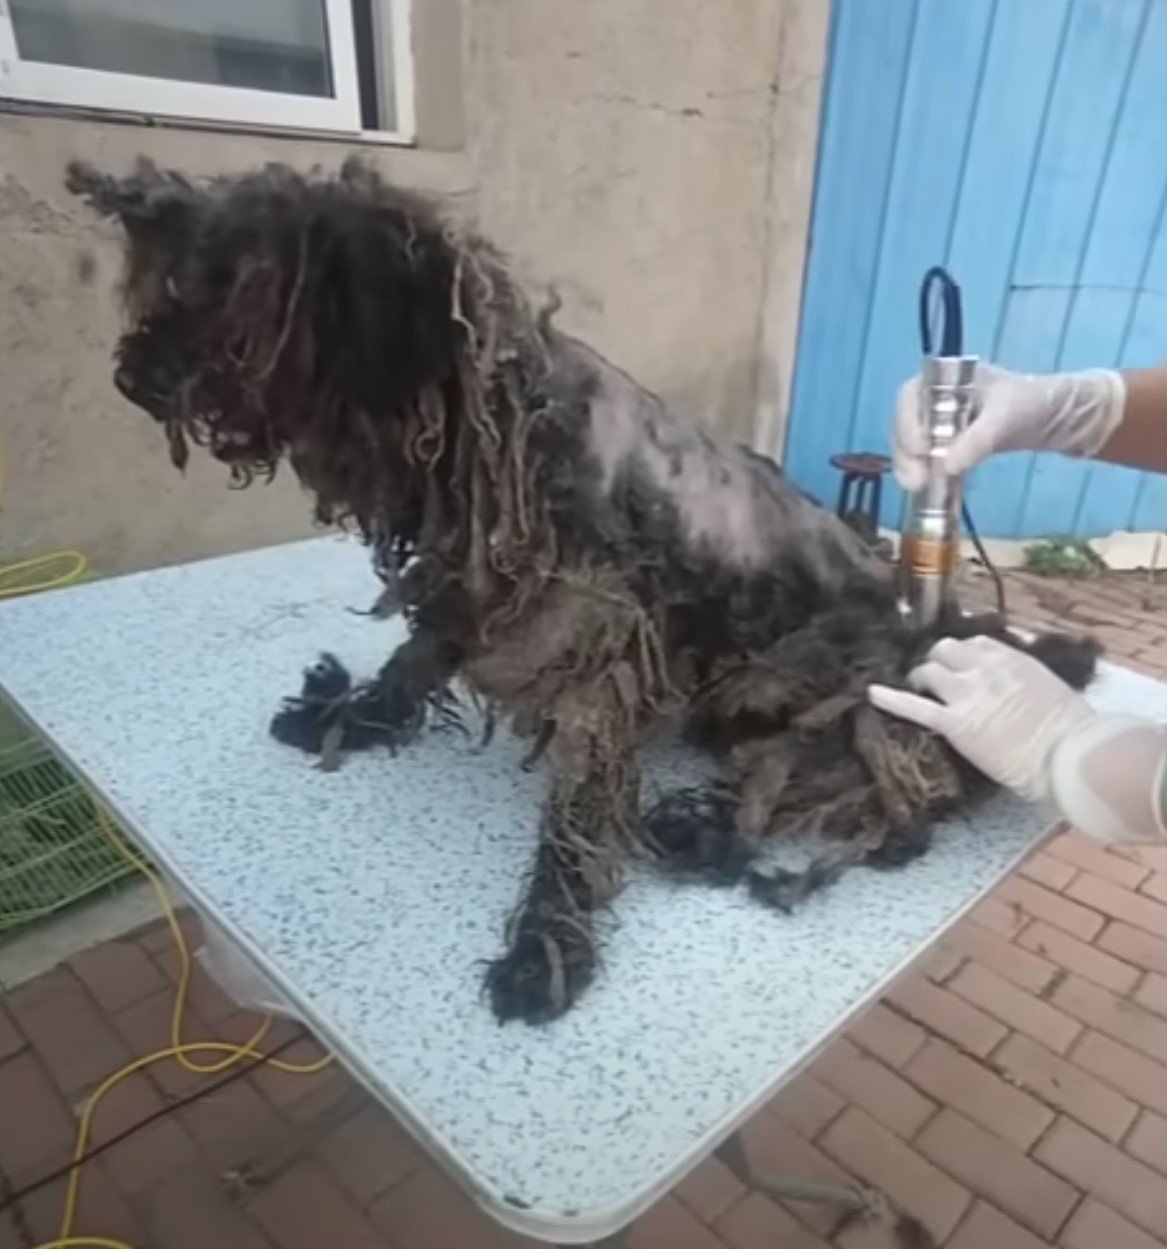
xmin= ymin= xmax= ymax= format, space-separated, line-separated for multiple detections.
xmin=869 ymin=636 xmax=1167 ymax=844
xmin=892 ymin=364 xmax=1127 ymax=491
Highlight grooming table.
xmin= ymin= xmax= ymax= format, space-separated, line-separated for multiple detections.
xmin=4 ymin=536 xmax=1164 ymax=1245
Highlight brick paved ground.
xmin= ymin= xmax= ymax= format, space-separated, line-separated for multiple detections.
xmin=2 ymin=570 xmax=1167 ymax=1249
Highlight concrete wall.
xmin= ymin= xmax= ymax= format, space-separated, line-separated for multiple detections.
xmin=0 ymin=0 xmax=828 ymax=575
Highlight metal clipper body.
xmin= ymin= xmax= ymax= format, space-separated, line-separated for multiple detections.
xmin=898 ymin=355 xmax=980 ymax=629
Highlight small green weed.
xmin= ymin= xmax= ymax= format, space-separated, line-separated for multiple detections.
xmin=1023 ymin=537 xmax=1104 ymax=579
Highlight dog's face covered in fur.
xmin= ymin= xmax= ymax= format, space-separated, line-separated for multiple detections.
xmin=67 ymin=158 xmax=464 ymax=538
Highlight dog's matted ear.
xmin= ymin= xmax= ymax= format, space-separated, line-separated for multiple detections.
xmin=66 ymin=158 xmax=196 ymax=243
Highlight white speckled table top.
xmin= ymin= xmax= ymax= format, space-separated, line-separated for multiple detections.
xmin=3 ymin=536 xmax=1165 ymax=1243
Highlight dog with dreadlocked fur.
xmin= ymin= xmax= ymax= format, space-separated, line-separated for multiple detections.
xmin=67 ymin=158 xmax=1100 ymax=1025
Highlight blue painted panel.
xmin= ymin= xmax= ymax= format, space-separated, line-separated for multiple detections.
xmin=994 ymin=287 xmax=1072 ymax=375
xmin=1071 ymin=0 xmax=1167 ymax=536
xmin=945 ymin=0 xmax=1073 ymax=535
xmin=845 ymin=0 xmax=995 ymax=531
xmin=1080 ymin=3 xmax=1167 ymax=292
xmin=1012 ymin=1 xmax=1148 ymax=288
xmin=945 ymin=0 xmax=1071 ymax=358
xmin=782 ymin=0 xmax=919 ymax=507
xmin=965 ymin=0 xmax=1146 ymax=536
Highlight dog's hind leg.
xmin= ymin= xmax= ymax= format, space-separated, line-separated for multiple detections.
xmin=485 ymin=694 xmax=639 ymax=1024
xmin=270 ymin=628 xmax=461 ymax=759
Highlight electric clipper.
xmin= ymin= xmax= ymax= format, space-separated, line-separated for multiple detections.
xmin=897 ymin=267 xmax=1000 ymax=633
xmin=898 ymin=353 xmax=979 ymax=628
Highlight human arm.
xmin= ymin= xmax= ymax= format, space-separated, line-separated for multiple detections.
xmin=869 ymin=637 xmax=1167 ymax=844
xmin=1094 ymin=364 xmax=1167 ymax=473
xmin=893 ymin=361 xmax=1167 ymax=490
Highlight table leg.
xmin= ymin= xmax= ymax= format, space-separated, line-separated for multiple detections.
xmin=715 ymin=1129 xmax=879 ymax=1217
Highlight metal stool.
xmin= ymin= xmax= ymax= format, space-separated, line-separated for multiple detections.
xmin=830 ymin=451 xmax=891 ymax=542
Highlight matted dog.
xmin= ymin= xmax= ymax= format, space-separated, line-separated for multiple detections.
xmin=69 ymin=159 xmax=1098 ymax=1024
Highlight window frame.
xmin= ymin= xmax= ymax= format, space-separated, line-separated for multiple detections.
xmin=0 ymin=0 xmax=415 ymax=141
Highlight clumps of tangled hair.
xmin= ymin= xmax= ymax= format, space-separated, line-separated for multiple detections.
xmin=647 ymin=609 xmax=1100 ymax=911
xmin=69 ymin=157 xmax=1103 ymax=1052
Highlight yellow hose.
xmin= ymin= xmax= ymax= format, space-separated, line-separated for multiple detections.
xmin=0 ymin=446 xmax=89 ymax=598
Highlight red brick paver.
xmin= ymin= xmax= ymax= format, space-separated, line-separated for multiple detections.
xmin=1018 ymin=851 xmax=1078 ymax=893
xmin=942 ymin=917 xmax=1059 ymax=993
xmin=946 ymin=1200 xmax=1049 ymax=1249
xmin=994 ymin=876 xmax=1105 ymax=942
xmin=1065 ymin=873 xmax=1167 ymax=939
xmin=1134 ymin=969 xmax=1167 ymax=1016
xmin=809 ymin=1039 xmax=935 ymax=1139
xmin=904 ymin=1036 xmax=1052 ymax=1151
xmin=0 ymin=1007 xmax=24 ymax=1065
xmin=1050 ymin=974 xmax=1167 ymax=1061
xmin=913 ymin=1109 xmax=1075 ymax=1239
xmin=1017 ymin=919 xmax=1141 ymax=994
xmin=3 ymin=571 xmax=1167 ymax=1248
xmin=947 ymin=961 xmax=1082 ymax=1054
xmin=1097 ymin=920 xmax=1167 ymax=975
xmin=844 ymin=1002 xmax=925 ymax=1069
xmin=717 ymin=1192 xmax=832 ymax=1249
xmin=886 ymin=973 xmax=1008 ymax=1056
xmin=1061 ymin=1200 xmax=1167 ymax=1249
xmin=1071 ymin=1029 xmax=1167 ymax=1118
xmin=1125 ymin=1110 xmax=1167 ymax=1179
xmin=1045 ymin=830 xmax=1150 ymax=889
xmin=70 ymin=940 xmax=168 ymax=1014
xmin=5 ymin=968 xmax=132 ymax=1097
xmin=967 ymin=895 xmax=1028 ymax=938
xmin=252 ymin=1159 xmax=388 ymax=1249
xmin=1035 ymin=1117 xmax=1167 ymax=1241
xmin=820 ymin=1107 xmax=971 ymax=1243
xmin=0 ymin=1050 xmax=77 ymax=1181
xmin=766 ymin=1072 xmax=846 ymax=1139
xmin=991 ymin=1032 xmax=1138 ymax=1143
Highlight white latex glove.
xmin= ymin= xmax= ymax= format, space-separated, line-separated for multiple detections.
xmin=893 ymin=364 xmax=1127 ymax=491
xmin=869 ymin=636 xmax=1167 ymax=843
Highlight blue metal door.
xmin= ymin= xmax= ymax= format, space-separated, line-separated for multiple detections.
xmin=785 ymin=0 xmax=1167 ymax=539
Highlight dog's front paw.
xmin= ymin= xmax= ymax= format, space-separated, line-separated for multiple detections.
xmin=270 ymin=654 xmax=352 ymax=753
xmin=269 ymin=702 xmax=332 ymax=753
xmin=484 ymin=926 xmax=596 ymax=1025
xmin=269 ymin=654 xmax=426 ymax=761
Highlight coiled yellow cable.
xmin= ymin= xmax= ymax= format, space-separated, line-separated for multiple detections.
xmin=27 ymin=808 xmax=334 ymax=1249
xmin=0 ymin=448 xmax=88 ymax=598
xmin=0 ymin=551 xmax=89 ymax=599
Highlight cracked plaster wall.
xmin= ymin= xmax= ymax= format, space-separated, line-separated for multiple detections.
xmin=0 ymin=0 xmax=828 ymax=573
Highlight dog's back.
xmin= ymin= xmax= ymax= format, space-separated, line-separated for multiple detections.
xmin=538 ymin=331 xmax=895 ymax=665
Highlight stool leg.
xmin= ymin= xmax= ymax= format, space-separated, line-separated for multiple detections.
xmin=854 ymin=476 xmax=870 ymax=520
xmin=836 ymin=472 xmax=852 ymax=520
xmin=849 ymin=477 xmax=871 ymax=540
xmin=872 ymin=474 xmax=884 ymax=531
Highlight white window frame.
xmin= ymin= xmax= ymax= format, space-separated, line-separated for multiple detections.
xmin=376 ymin=0 xmax=414 ymax=139
xmin=0 ymin=0 xmax=414 ymax=141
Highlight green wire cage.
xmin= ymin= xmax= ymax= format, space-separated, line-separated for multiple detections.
xmin=0 ymin=709 xmax=136 ymax=935
xmin=0 ymin=558 xmax=139 ymax=934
